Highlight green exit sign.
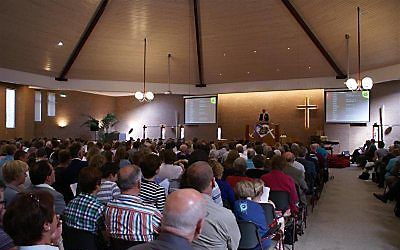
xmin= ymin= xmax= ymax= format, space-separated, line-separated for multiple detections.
xmin=361 ymin=91 xmax=369 ymax=99
xmin=210 ymin=97 xmax=217 ymax=104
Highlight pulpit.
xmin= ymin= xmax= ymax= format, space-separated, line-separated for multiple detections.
xmin=246 ymin=123 xmax=280 ymax=144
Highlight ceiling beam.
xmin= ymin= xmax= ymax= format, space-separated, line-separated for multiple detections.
xmin=281 ymin=0 xmax=346 ymax=79
xmin=193 ymin=0 xmax=206 ymax=87
xmin=55 ymin=0 xmax=109 ymax=81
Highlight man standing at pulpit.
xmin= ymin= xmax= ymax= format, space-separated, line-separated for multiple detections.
xmin=259 ymin=109 xmax=269 ymax=124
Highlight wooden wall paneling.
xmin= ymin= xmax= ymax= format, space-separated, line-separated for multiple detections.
xmin=217 ymin=89 xmax=325 ymax=144
xmin=292 ymin=0 xmax=400 ymax=74
xmin=0 ymin=0 xmax=99 ymax=77
xmin=1 ymin=0 xmax=398 ymax=86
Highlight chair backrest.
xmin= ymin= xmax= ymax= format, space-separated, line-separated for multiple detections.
xmin=110 ymin=237 xmax=145 ymax=250
xmin=268 ymin=191 xmax=290 ymax=211
xmin=237 ymin=220 xmax=263 ymax=250
xmin=260 ymin=203 xmax=275 ymax=225
xmin=62 ymin=224 xmax=97 ymax=250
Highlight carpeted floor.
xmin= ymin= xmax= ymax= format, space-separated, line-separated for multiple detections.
xmin=296 ymin=166 xmax=400 ymax=250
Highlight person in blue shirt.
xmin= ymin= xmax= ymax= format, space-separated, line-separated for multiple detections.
xmin=246 ymin=148 xmax=256 ymax=169
xmin=233 ymin=180 xmax=271 ymax=250
xmin=385 ymin=148 xmax=400 ymax=178
xmin=384 ymin=149 xmax=400 ymax=188
xmin=209 ymin=159 xmax=235 ymax=209
xmin=316 ymin=145 xmax=328 ymax=160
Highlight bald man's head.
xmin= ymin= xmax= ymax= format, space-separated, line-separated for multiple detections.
xmin=185 ymin=161 xmax=214 ymax=193
xmin=162 ymin=188 xmax=205 ymax=239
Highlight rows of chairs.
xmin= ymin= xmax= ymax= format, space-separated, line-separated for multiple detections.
xmin=63 ymin=223 xmax=145 ymax=250
xmin=238 ymin=190 xmax=314 ymax=250
xmin=237 ymin=161 xmax=328 ymax=250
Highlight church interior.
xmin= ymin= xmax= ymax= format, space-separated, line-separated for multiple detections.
xmin=0 ymin=0 xmax=399 ymax=249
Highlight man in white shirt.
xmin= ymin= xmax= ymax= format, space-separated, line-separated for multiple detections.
xmin=184 ymin=161 xmax=240 ymax=250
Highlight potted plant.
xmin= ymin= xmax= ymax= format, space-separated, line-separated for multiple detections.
xmin=100 ymin=113 xmax=119 ymax=142
xmin=101 ymin=113 xmax=118 ymax=133
xmin=81 ymin=116 xmax=100 ymax=131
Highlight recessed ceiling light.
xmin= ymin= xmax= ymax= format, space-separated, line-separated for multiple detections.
xmin=308 ymin=66 xmax=311 ymax=69
xmin=287 ymin=47 xmax=291 ymax=50
xmin=247 ymin=71 xmax=250 ymax=74
xmin=253 ymin=50 xmax=257 ymax=53
xmin=60 ymin=93 xmax=67 ymax=98
xmin=219 ymin=73 xmax=222 ymax=76
xmin=223 ymin=52 xmax=226 ymax=57
xmin=57 ymin=41 xmax=64 ymax=46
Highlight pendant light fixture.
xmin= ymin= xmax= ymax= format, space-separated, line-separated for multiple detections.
xmin=344 ymin=34 xmax=358 ymax=90
xmin=164 ymin=53 xmax=172 ymax=95
xmin=135 ymin=38 xmax=154 ymax=102
xmin=345 ymin=7 xmax=373 ymax=91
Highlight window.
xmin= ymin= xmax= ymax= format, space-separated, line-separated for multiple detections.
xmin=35 ymin=91 xmax=42 ymax=121
xmin=5 ymin=89 xmax=15 ymax=128
xmin=47 ymin=92 xmax=56 ymax=116
xmin=217 ymin=127 xmax=222 ymax=140
xmin=161 ymin=125 xmax=166 ymax=140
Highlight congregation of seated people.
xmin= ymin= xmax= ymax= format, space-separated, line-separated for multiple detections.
xmin=0 ymin=137 xmax=330 ymax=249
xmin=353 ymin=139 xmax=400 ymax=217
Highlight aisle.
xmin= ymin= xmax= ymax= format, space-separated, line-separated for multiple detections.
xmin=296 ymin=167 xmax=400 ymax=250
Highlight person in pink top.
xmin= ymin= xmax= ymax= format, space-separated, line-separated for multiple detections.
xmin=261 ymin=155 xmax=299 ymax=213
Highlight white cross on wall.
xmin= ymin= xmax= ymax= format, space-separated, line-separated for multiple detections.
xmin=297 ymin=97 xmax=317 ymax=129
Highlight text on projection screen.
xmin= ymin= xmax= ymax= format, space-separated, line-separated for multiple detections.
xmin=185 ymin=97 xmax=217 ymax=124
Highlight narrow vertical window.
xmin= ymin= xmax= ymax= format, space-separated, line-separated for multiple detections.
xmin=48 ymin=92 xmax=56 ymax=116
xmin=35 ymin=91 xmax=42 ymax=121
xmin=5 ymin=89 xmax=15 ymax=128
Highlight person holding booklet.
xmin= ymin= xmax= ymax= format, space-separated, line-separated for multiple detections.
xmin=233 ymin=180 xmax=272 ymax=250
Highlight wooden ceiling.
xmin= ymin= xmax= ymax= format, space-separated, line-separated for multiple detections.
xmin=0 ymin=0 xmax=399 ymax=85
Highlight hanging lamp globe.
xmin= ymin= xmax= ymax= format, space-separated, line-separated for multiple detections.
xmin=361 ymin=76 xmax=373 ymax=90
xmin=344 ymin=8 xmax=374 ymax=91
xmin=134 ymin=91 xmax=144 ymax=101
xmin=345 ymin=78 xmax=358 ymax=91
xmin=134 ymin=38 xmax=154 ymax=102
xmin=144 ymin=91 xmax=154 ymax=101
